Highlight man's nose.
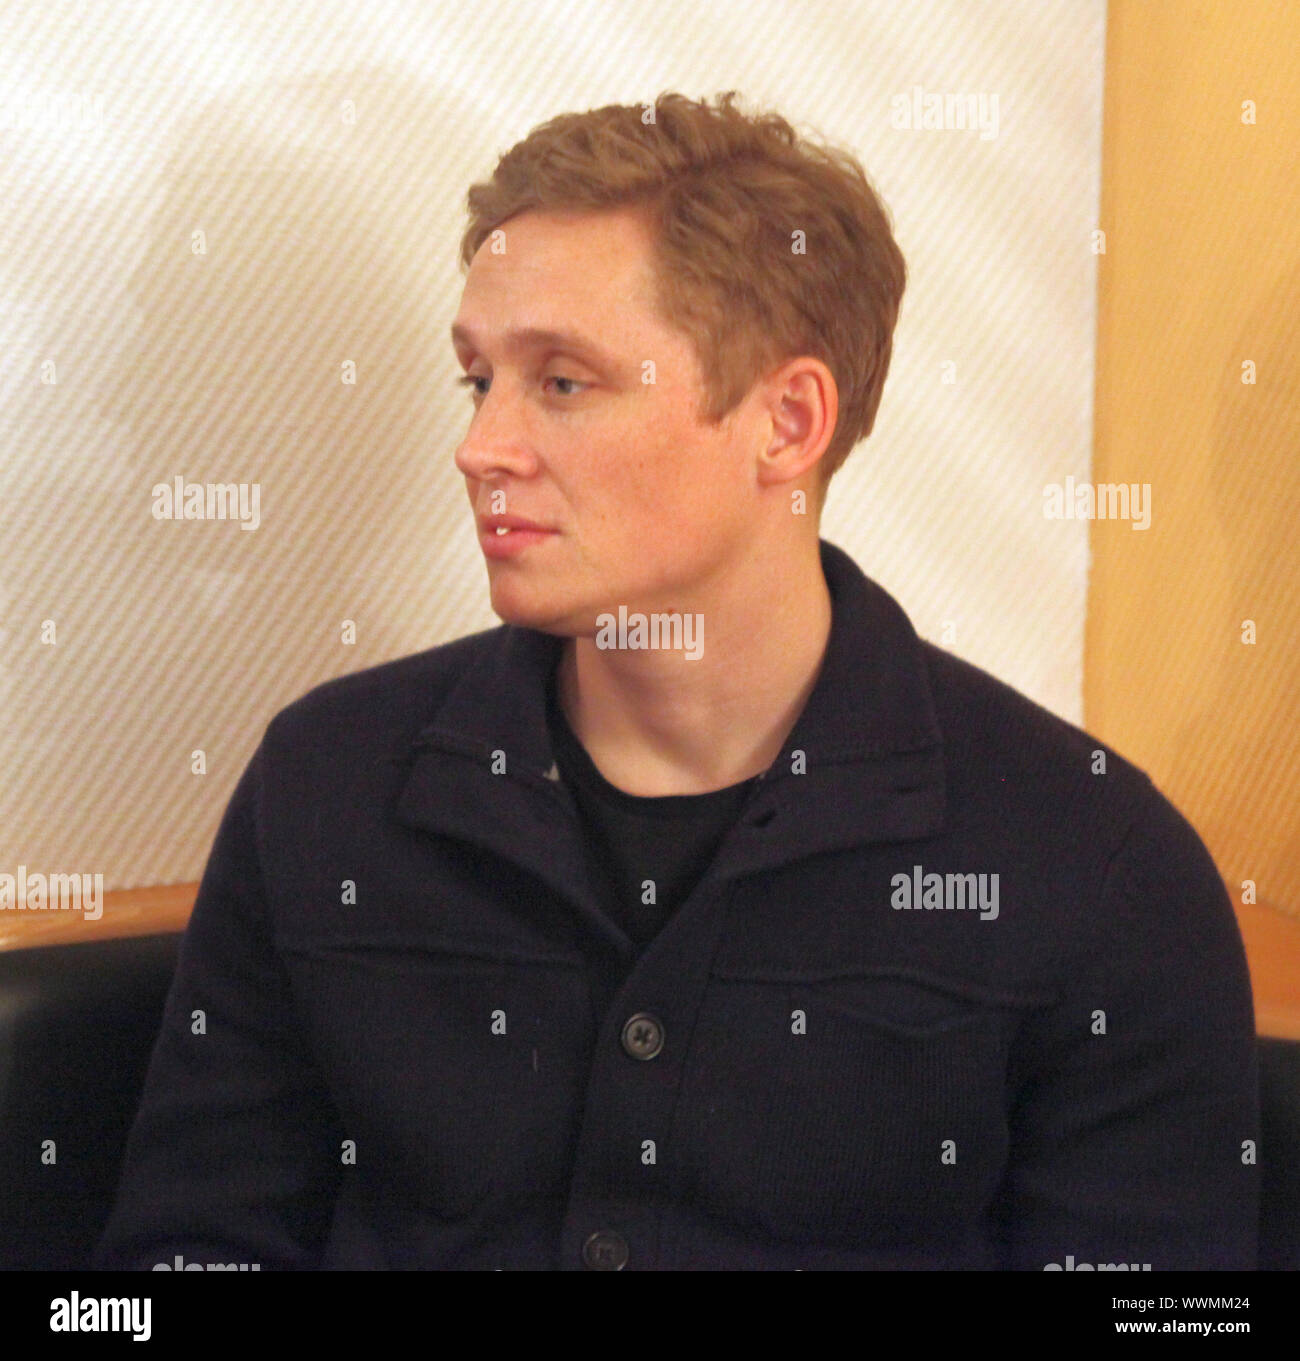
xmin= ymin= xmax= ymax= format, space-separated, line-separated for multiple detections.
xmin=453 ymin=385 xmax=538 ymax=482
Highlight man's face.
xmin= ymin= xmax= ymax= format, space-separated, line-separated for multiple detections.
xmin=451 ymin=206 xmax=763 ymax=634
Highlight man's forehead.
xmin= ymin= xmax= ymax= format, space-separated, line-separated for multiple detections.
xmin=449 ymin=320 xmax=618 ymax=362
xmin=452 ymin=211 xmax=665 ymax=358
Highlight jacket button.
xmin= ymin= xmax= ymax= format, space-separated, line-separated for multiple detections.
xmin=582 ymin=1230 xmax=629 ymax=1270
xmin=621 ymin=1012 xmax=664 ymax=1059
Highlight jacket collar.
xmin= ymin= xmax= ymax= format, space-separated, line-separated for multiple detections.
xmin=396 ymin=539 xmax=946 ymax=945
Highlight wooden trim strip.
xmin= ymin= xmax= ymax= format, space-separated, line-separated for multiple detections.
xmin=0 ymin=881 xmax=197 ymax=953
xmin=2 ymin=878 xmax=1297 ymax=1040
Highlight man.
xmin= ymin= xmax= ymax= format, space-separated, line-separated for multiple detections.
xmin=96 ymin=92 xmax=1258 ymax=1270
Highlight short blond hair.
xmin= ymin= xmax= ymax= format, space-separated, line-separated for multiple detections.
xmin=460 ymin=91 xmax=906 ymax=492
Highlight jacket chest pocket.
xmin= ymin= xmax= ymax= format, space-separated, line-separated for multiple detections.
xmin=674 ymin=968 xmax=1033 ymax=1253
xmin=283 ymin=933 xmax=594 ymax=1221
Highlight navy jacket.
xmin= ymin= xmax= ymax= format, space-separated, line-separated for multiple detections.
xmin=95 ymin=539 xmax=1259 ymax=1270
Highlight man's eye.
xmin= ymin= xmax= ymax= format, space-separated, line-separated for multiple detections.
xmin=546 ymin=376 xmax=587 ymax=397
xmin=455 ymin=374 xmax=586 ymax=400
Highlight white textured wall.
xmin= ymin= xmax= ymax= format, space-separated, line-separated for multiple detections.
xmin=0 ymin=0 xmax=1106 ymax=888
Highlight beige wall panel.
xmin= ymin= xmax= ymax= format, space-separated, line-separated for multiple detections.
xmin=0 ymin=1 xmax=1105 ymax=892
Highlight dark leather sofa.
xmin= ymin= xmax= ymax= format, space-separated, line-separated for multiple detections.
xmin=2 ymin=933 xmax=1297 ymax=1270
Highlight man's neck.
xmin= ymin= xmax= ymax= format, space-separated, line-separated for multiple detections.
xmin=556 ymin=539 xmax=833 ymax=797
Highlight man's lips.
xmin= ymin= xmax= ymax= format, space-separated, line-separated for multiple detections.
xmin=476 ymin=516 xmax=558 ymax=558
xmin=479 ymin=514 xmax=555 ymax=533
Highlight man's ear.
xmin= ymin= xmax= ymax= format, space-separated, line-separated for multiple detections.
xmin=754 ymin=355 xmax=838 ymax=491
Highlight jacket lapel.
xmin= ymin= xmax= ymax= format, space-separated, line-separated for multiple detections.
xmin=395 ymin=539 xmax=947 ymax=926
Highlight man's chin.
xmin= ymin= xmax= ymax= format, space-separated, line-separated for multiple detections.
xmin=486 ymin=580 xmax=582 ymax=636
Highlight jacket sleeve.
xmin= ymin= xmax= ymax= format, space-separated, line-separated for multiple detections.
xmin=994 ymin=787 xmax=1260 ymax=1270
xmin=93 ymin=732 xmax=345 ymax=1270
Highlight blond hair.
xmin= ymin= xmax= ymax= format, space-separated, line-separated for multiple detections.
xmin=460 ymin=91 xmax=906 ymax=491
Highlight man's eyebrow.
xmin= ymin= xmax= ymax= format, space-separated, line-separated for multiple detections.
xmin=449 ymin=323 xmax=618 ymax=365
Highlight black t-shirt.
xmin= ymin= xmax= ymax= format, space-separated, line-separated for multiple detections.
xmin=545 ymin=664 xmax=758 ymax=950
